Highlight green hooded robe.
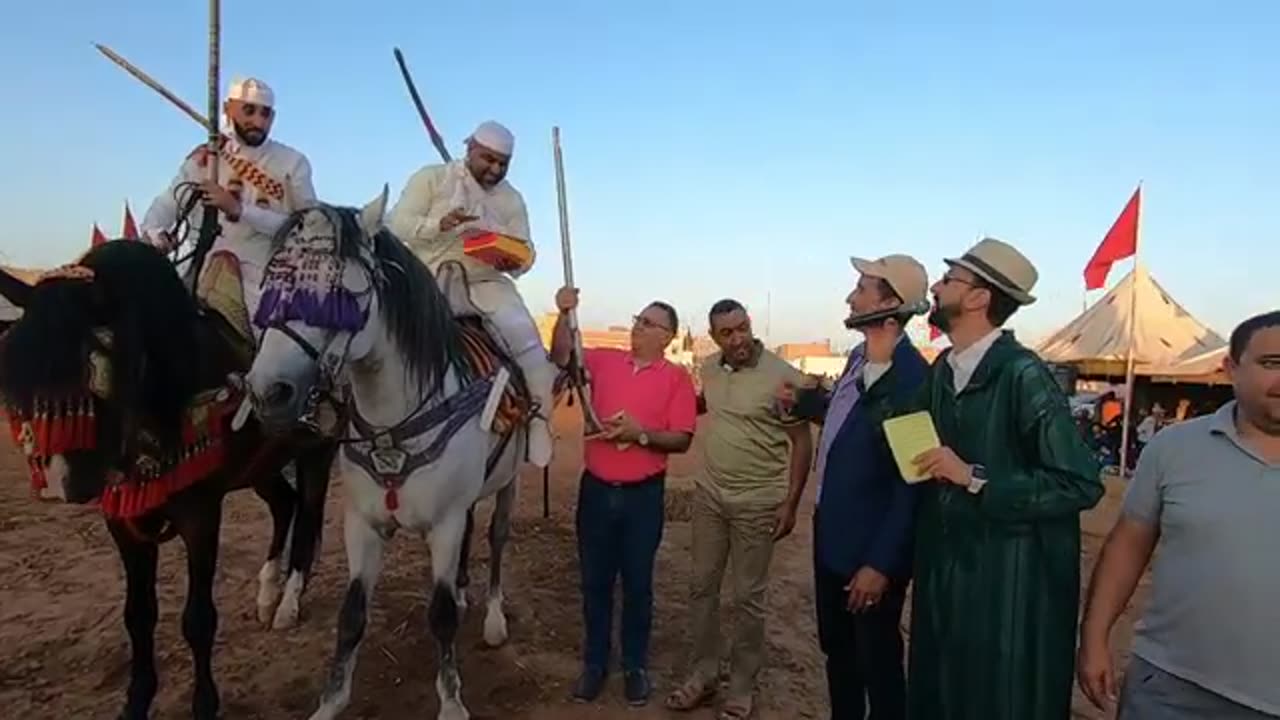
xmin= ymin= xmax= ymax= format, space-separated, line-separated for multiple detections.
xmin=906 ymin=332 xmax=1103 ymax=720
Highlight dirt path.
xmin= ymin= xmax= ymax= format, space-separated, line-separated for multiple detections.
xmin=0 ymin=407 xmax=1143 ymax=719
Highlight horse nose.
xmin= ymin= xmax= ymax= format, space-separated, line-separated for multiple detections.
xmin=263 ymin=380 xmax=296 ymax=409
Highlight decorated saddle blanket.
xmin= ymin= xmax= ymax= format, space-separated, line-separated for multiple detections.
xmin=456 ymin=317 xmax=531 ymax=435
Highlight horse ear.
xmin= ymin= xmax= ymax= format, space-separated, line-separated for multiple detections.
xmin=358 ymin=184 xmax=390 ymax=238
xmin=0 ymin=266 xmax=33 ymax=309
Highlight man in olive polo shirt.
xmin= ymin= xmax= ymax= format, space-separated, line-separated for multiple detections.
xmin=665 ymin=299 xmax=813 ymax=720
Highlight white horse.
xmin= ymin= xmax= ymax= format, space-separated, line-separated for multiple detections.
xmin=244 ymin=188 xmax=530 ymax=720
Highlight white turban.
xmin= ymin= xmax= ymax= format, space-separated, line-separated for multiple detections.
xmin=468 ymin=120 xmax=514 ymax=156
xmin=227 ymin=77 xmax=275 ymax=107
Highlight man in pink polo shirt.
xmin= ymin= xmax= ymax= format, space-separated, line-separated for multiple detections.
xmin=551 ymin=286 xmax=698 ymax=708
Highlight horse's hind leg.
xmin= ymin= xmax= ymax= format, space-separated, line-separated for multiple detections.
xmin=275 ymin=445 xmax=335 ymax=630
xmin=456 ymin=506 xmax=475 ymax=615
xmin=253 ymin=471 xmax=296 ymax=625
xmin=107 ymin=521 xmax=160 ymax=720
xmin=483 ymin=481 xmax=515 ymax=648
xmin=174 ymin=499 xmax=224 ymax=720
xmin=428 ymin=511 xmax=471 ymax=720
xmin=309 ymin=504 xmax=386 ymax=720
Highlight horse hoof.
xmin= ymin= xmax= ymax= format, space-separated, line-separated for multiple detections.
xmin=482 ymin=610 xmax=508 ymax=648
xmin=257 ymin=598 xmax=279 ymax=626
xmin=271 ymin=596 xmax=300 ymax=630
xmin=438 ymin=700 xmax=470 ymax=720
xmin=272 ymin=572 xmax=304 ymax=630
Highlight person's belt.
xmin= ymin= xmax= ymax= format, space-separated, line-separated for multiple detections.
xmin=584 ymin=470 xmax=664 ymax=489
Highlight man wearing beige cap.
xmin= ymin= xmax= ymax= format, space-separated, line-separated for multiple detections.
xmin=777 ymin=254 xmax=930 ymax=720
xmin=867 ymin=238 xmax=1103 ymax=719
xmin=388 ymin=120 xmax=557 ymax=468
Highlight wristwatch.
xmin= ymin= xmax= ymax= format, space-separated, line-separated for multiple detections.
xmin=967 ymin=464 xmax=988 ymax=494
xmin=638 ymin=431 xmax=650 ymax=447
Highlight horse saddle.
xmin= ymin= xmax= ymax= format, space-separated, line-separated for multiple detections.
xmin=195 ymin=251 xmax=254 ymax=369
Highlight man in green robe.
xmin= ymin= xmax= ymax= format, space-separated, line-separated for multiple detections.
xmin=865 ymin=237 xmax=1104 ymax=720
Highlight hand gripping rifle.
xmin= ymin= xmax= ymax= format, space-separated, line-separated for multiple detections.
xmin=552 ymin=127 xmax=604 ymax=435
xmin=185 ymin=0 xmax=223 ymax=295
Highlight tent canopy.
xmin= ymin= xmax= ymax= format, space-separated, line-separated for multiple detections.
xmin=1036 ymin=265 xmax=1225 ymax=376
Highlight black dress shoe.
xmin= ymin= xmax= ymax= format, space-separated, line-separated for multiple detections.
xmin=624 ymin=668 xmax=651 ymax=706
xmin=571 ymin=666 xmax=607 ymax=703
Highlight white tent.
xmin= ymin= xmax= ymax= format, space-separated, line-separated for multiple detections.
xmin=1036 ymin=264 xmax=1225 ymax=377
xmin=1148 ymin=346 xmax=1230 ymax=385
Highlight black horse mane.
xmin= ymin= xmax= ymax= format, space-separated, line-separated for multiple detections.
xmin=273 ymin=204 xmax=474 ymax=398
xmin=0 ymin=240 xmax=202 ymax=435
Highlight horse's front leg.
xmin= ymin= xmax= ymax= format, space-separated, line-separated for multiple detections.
xmin=483 ymin=481 xmax=515 ymax=648
xmin=174 ymin=498 xmax=224 ymax=720
xmin=253 ymin=469 xmax=296 ymax=626
xmin=428 ymin=510 xmax=471 ymax=720
xmin=107 ymin=522 xmax=160 ymax=720
xmin=275 ymin=446 xmax=335 ymax=630
xmin=309 ymin=503 xmax=387 ymax=720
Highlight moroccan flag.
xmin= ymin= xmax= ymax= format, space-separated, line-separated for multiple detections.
xmin=121 ymin=202 xmax=139 ymax=240
xmin=90 ymin=224 xmax=109 ymax=247
xmin=1084 ymin=186 xmax=1141 ymax=290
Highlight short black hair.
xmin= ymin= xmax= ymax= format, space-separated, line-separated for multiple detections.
xmin=1229 ymin=310 xmax=1280 ymax=362
xmin=708 ymin=298 xmax=746 ymax=329
xmin=972 ymin=278 xmax=1021 ymax=326
xmin=648 ymin=300 xmax=678 ymax=332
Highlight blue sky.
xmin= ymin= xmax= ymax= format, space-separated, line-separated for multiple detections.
xmin=2 ymin=0 xmax=1275 ymax=347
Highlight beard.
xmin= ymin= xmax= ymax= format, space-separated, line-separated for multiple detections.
xmin=233 ymin=120 xmax=267 ymax=147
xmin=928 ymin=299 xmax=960 ymax=334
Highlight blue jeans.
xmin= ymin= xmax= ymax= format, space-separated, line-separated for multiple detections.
xmin=576 ymin=470 xmax=665 ymax=672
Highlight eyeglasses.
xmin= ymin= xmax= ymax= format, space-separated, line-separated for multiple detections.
xmin=633 ymin=315 xmax=672 ymax=333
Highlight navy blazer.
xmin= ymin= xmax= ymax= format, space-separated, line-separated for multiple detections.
xmin=810 ymin=338 xmax=929 ymax=583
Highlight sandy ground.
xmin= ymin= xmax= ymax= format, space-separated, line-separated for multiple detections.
xmin=0 ymin=404 xmax=1146 ymax=719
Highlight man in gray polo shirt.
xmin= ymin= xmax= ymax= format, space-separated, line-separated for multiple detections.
xmin=1078 ymin=310 xmax=1280 ymax=719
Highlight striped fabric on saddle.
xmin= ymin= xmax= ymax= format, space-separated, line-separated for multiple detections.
xmin=456 ymin=318 xmax=531 ymax=435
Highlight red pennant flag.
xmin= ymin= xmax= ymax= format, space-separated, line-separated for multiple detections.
xmin=1084 ymin=186 xmax=1140 ymax=291
xmin=929 ymin=324 xmax=943 ymax=341
xmin=121 ymin=202 xmax=139 ymax=240
xmin=90 ymin=224 xmax=109 ymax=247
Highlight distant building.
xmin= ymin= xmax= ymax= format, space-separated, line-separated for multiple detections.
xmin=775 ymin=340 xmax=835 ymax=361
xmin=790 ymin=355 xmax=847 ymax=379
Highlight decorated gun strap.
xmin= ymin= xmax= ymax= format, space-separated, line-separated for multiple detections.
xmin=188 ymin=138 xmax=285 ymax=203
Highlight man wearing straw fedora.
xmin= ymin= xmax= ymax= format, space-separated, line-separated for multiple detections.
xmin=865 ymin=237 xmax=1104 ymax=720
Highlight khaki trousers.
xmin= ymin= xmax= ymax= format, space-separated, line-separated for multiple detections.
xmin=687 ymin=481 xmax=779 ymax=698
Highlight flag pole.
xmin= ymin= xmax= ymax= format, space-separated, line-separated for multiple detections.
xmin=1117 ymin=181 xmax=1142 ymax=477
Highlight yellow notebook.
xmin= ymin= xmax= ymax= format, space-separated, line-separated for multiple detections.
xmin=882 ymin=411 xmax=941 ymax=483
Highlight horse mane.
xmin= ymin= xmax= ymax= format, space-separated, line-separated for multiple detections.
xmin=0 ymin=241 xmax=202 ymax=435
xmin=273 ymin=204 xmax=474 ymax=398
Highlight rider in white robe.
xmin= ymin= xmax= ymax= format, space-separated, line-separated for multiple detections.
xmin=140 ymin=77 xmax=317 ymax=326
xmin=387 ymin=121 xmax=555 ymax=468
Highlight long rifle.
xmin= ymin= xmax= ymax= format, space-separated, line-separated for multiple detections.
xmin=552 ymin=127 xmax=604 ymax=435
xmin=392 ymin=48 xmax=451 ymax=163
xmin=185 ymin=0 xmax=222 ymax=294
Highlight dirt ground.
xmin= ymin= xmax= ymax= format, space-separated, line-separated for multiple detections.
xmin=0 ymin=404 xmax=1146 ymax=719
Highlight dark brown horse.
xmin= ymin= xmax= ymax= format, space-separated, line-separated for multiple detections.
xmin=0 ymin=239 xmax=336 ymax=720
